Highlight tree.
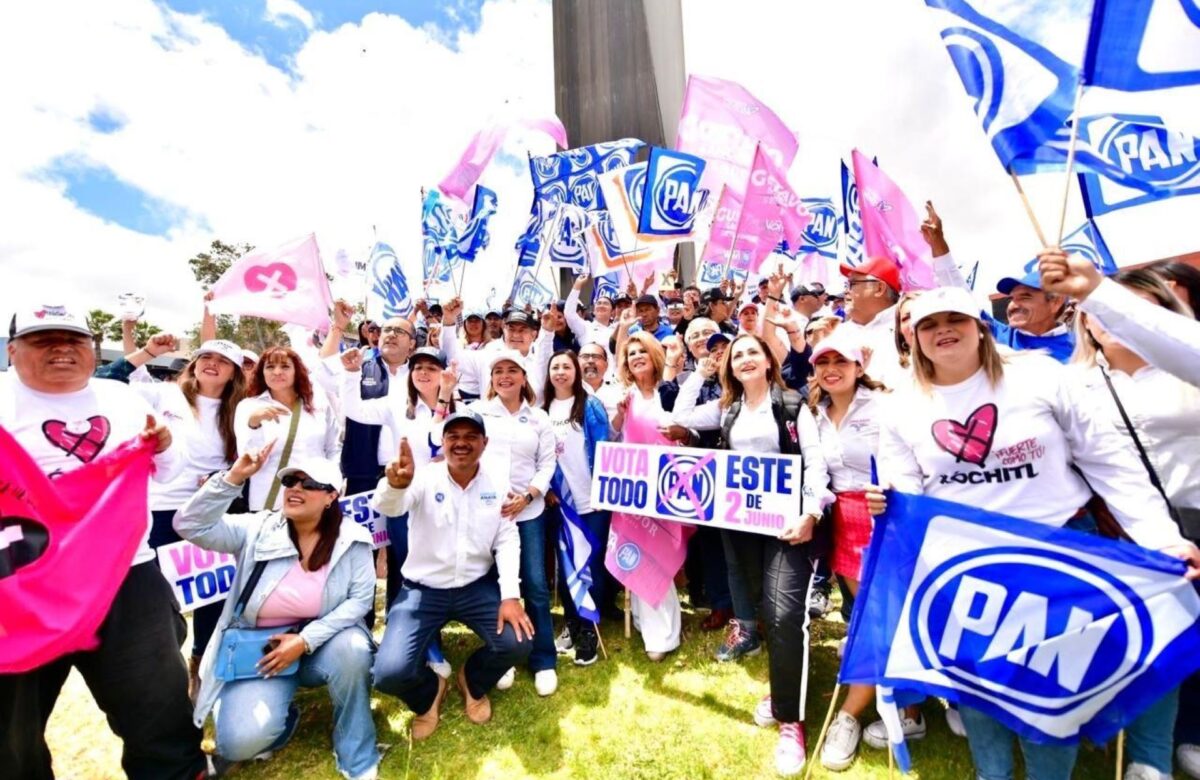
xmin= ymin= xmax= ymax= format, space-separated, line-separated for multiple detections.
xmin=185 ymin=239 xmax=289 ymax=352
xmin=104 ymin=320 xmax=162 ymax=348
xmin=86 ymin=309 xmax=115 ymax=364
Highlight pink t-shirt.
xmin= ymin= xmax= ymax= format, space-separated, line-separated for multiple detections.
xmin=256 ymin=561 xmax=329 ymax=628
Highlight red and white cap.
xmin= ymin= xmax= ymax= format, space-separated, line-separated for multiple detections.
xmin=839 ymin=256 xmax=902 ymax=293
xmin=9 ymin=304 xmax=92 ymax=339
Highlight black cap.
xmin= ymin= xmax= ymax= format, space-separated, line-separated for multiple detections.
xmin=427 ymin=303 xmax=444 ymax=317
xmin=701 ymin=287 xmax=733 ymax=304
xmin=614 ymin=293 xmax=632 ymax=304
xmin=503 ymin=308 xmax=533 ymax=326
xmin=706 ymin=332 xmax=732 ymax=350
xmin=442 ymin=409 xmax=487 ymax=435
xmin=545 ymin=299 xmax=566 ymax=311
xmin=635 ymin=294 xmax=660 ymax=308
xmin=791 ymin=286 xmax=816 ymax=302
xmin=408 ymin=346 xmax=445 ymax=368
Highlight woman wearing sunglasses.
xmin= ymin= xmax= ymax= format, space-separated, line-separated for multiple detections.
xmin=174 ymin=452 xmax=378 ymax=780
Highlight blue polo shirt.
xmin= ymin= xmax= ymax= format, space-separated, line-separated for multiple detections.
xmin=628 ymin=319 xmax=676 ymax=342
xmin=987 ymin=317 xmax=1075 ymax=363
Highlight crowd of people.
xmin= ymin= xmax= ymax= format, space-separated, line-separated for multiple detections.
xmin=3 ymin=206 xmax=1199 ymax=780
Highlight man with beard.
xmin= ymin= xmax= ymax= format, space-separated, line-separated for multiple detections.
xmin=577 ymin=343 xmax=621 ymax=418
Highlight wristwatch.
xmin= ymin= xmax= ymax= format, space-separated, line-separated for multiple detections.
xmin=523 ymin=491 xmax=534 ymax=504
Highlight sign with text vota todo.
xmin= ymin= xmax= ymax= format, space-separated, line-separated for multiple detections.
xmin=590 ymin=442 xmax=803 ymax=536
xmin=157 ymin=541 xmax=237 ymax=613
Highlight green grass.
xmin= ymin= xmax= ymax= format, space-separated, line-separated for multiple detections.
xmin=47 ymin=592 xmax=1118 ymax=779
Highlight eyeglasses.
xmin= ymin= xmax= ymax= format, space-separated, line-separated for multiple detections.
xmin=580 ymin=352 xmax=605 ymax=360
xmin=280 ymin=474 xmax=335 ymax=492
xmin=380 ymin=326 xmax=413 ymax=337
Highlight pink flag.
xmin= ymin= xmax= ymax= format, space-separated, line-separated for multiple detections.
xmin=742 ymin=145 xmax=812 ymax=255
xmin=676 ymin=75 xmax=798 ymax=199
xmin=604 ymin=393 xmax=694 ymax=607
xmin=208 ymin=233 xmax=335 ymax=331
xmin=0 ymin=427 xmax=155 ymax=672
xmin=438 ymin=117 xmax=568 ymax=201
xmin=851 ymin=150 xmax=936 ymax=291
xmin=699 ymin=186 xmax=758 ymax=273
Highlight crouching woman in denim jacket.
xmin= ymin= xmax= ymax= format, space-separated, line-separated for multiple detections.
xmin=174 ymin=445 xmax=379 ymax=780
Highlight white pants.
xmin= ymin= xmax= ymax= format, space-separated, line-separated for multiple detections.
xmin=631 ymin=584 xmax=681 ymax=653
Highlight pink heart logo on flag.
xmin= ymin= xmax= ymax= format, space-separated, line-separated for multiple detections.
xmin=930 ymin=403 xmax=997 ymax=467
xmin=243 ymin=263 xmax=298 ymax=297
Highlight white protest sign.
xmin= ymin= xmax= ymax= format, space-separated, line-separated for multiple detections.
xmin=590 ymin=441 xmax=806 ymax=536
xmin=157 ymin=541 xmax=237 ymax=612
xmin=339 ymin=489 xmax=391 ymax=549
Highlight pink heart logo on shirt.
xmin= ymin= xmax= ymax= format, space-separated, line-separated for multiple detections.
xmin=243 ymin=263 xmax=297 ymax=297
xmin=42 ymin=416 xmax=111 ymax=463
xmin=930 ymin=404 xmax=997 ymax=467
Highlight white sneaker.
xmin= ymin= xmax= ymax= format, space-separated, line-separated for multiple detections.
xmin=862 ymin=713 xmax=925 ymax=749
xmin=646 ymin=650 xmax=666 ymax=662
xmin=944 ymin=705 xmax=966 ymax=738
xmin=837 ymin=638 xmax=846 ymax=659
xmin=1179 ymin=743 xmax=1200 ymax=780
xmin=820 ymin=712 xmax=861 ymax=772
xmin=1124 ymin=763 xmax=1169 ymax=780
xmin=341 ymin=765 xmax=379 ymax=780
xmin=753 ymin=694 xmax=777 ymax=728
xmin=775 ymin=722 xmax=807 ymax=776
xmin=495 ymin=667 xmax=515 ymax=691
xmin=554 ymin=625 xmax=573 ymax=654
xmin=534 ymin=669 xmax=558 ymax=697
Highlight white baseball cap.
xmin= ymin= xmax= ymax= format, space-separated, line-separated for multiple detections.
xmin=809 ymin=328 xmax=865 ymax=365
xmin=276 ymin=458 xmax=343 ymax=494
xmin=241 ymin=349 xmax=260 ymax=365
xmin=488 ymin=348 xmax=528 ymax=375
xmin=194 ymin=340 xmax=243 ymax=366
xmin=9 ymin=304 xmax=92 ymax=339
xmin=906 ymin=287 xmax=983 ymax=328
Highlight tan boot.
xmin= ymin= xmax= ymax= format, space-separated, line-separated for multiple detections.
xmin=187 ymin=655 xmax=202 ymax=705
xmin=410 ymin=675 xmax=448 ymax=741
xmin=456 ymin=665 xmax=492 ymax=724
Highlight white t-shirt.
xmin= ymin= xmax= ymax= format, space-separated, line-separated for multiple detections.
xmin=132 ymin=383 xmax=231 ymax=509
xmin=0 ymin=375 xmax=182 ymax=566
xmin=878 ymin=354 xmax=1183 ymax=549
xmin=727 ymin=398 xmax=780 ymax=453
xmin=234 ymin=388 xmax=342 ymax=510
xmin=549 ymin=397 xmax=593 ymax=514
xmin=467 ymin=396 xmax=556 ymax=522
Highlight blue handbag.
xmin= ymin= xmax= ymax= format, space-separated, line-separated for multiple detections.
xmin=215 ymin=560 xmax=301 ymax=682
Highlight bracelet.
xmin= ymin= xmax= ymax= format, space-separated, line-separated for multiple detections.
xmin=437 ymin=397 xmax=451 ymax=405
xmin=769 ymin=295 xmax=787 ymax=304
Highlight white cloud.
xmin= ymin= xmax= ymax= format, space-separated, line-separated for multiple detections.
xmin=265 ymin=0 xmax=315 ymax=31
xmin=0 ymin=0 xmax=556 ymax=338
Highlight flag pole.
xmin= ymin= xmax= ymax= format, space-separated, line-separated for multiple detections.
xmin=624 ymin=588 xmax=632 ymax=639
xmin=723 ymin=145 xmax=758 ymax=281
xmin=593 ymin=620 xmax=609 ymax=661
xmin=1008 ymin=171 xmax=1049 ymax=249
xmin=1115 ymin=730 xmax=1125 ymax=780
xmin=1055 ymin=81 xmax=1087 ymax=245
xmin=803 ymin=682 xmax=842 ymax=780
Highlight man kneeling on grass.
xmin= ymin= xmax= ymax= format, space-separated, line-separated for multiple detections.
xmin=371 ymin=410 xmax=533 ymax=739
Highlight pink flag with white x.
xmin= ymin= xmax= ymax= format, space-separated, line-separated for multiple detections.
xmin=851 ymin=150 xmax=936 ymax=291
xmin=207 ymin=233 xmax=334 ymax=331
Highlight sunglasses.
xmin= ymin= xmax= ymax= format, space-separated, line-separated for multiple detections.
xmin=280 ymin=474 xmax=335 ymax=492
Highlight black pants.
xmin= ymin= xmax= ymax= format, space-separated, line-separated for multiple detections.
xmin=721 ymin=528 xmax=765 ymax=623
xmin=150 ymin=509 xmax=221 ymax=658
xmin=763 ymin=539 xmax=816 ymax=724
xmin=0 ymin=561 xmax=206 ymax=780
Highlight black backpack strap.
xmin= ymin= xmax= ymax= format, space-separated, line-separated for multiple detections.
xmin=1100 ymin=367 xmax=1179 ymax=524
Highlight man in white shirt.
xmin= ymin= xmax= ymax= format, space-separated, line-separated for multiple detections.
xmin=0 ymin=303 xmax=204 ymax=780
xmin=838 ymin=256 xmax=905 ymax=388
xmin=371 ymin=411 xmax=533 ymax=740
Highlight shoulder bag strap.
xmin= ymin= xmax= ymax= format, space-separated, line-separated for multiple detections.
xmin=230 ymin=560 xmax=269 ymax=624
xmin=1100 ymin=367 xmax=1179 ymax=521
xmin=262 ymin=399 xmax=303 ymax=510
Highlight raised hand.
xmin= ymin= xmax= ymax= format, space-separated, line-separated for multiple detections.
xmin=385 ymin=437 xmax=415 ymax=489
xmin=440 ymin=360 xmax=460 ymax=395
xmin=572 ymin=270 xmax=589 ymax=292
xmin=145 ymin=333 xmax=178 ymax=357
xmin=139 ymin=414 xmax=172 ymax=453
xmin=1038 ymin=247 xmax=1102 ymax=300
xmin=442 ymin=296 xmax=463 ymax=324
xmin=340 ymin=349 xmax=363 ymax=373
xmin=541 ymin=303 xmax=558 ymax=332
xmin=332 ymin=299 xmax=354 ymax=331
xmin=226 ymin=440 xmax=277 ymax=485
xmin=921 ymin=201 xmax=950 ymax=256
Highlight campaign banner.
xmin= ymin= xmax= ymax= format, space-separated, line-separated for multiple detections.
xmin=338 ymin=489 xmax=391 ymax=550
xmin=590 ymin=442 xmax=803 ymax=536
xmin=156 ymin=541 xmax=237 ymax=613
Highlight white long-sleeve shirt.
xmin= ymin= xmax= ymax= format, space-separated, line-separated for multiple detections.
xmin=670 ymin=371 xmax=832 ymax=519
xmin=1068 ymin=359 xmax=1200 ymax=512
xmin=876 ymin=353 xmax=1184 ymax=550
xmin=0 ymin=375 xmax=182 ymax=566
xmin=234 ymin=388 xmax=342 ymax=510
xmin=466 ymin=396 xmax=556 ymax=522
xmin=372 ymin=463 xmax=521 ymax=599
xmin=131 ymin=382 xmax=231 ymax=510
xmin=813 ymin=387 xmax=885 ymax=492
xmin=565 ymin=287 xmax=616 ymax=353
xmin=840 ymin=304 xmax=905 ymax=390
xmin=444 ymin=327 xmax=553 ymax=403
xmin=1080 ymin=278 xmax=1200 ymax=388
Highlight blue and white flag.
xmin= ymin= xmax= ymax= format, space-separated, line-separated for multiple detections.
xmin=365 ymin=242 xmax=413 ymax=321
xmin=1021 ymin=219 xmax=1117 ymax=275
xmin=794 ymin=197 xmax=840 ymax=260
xmin=510 ymin=267 xmax=555 ymax=311
xmin=925 ymin=0 xmax=1087 ymax=174
xmin=840 ymin=489 xmax=1200 ymax=746
xmin=638 ymin=147 xmax=709 ymax=237
xmin=840 ymin=160 xmax=866 ymax=266
xmin=456 ymin=185 xmax=498 ymax=262
xmin=697 ymin=261 xmax=748 ymax=288
xmin=421 ymin=190 xmax=462 ymax=283
xmin=515 ymin=139 xmax=645 ymax=265
xmin=1082 ymin=0 xmax=1200 ymax=92
xmin=592 ymin=271 xmax=622 ymax=305
xmin=1077 ymin=116 xmax=1200 ymax=215
xmin=552 ymin=471 xmax=600 ymax=624
xmin=547 ymin=202 xmax=591 ymax=271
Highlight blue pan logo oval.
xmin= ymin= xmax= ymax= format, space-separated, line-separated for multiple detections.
xmin=1095 ymin=115 xmax=1200 ymax=188
xmin=801 ymin=199 xmax=839 ymax=250
xmin=651 ymin=158 xmax=703 ymax=230
xmin=616 ymin=542 xmax=641 ymax=571
xmin=909 ymin=547 xmax=1152 ymax=715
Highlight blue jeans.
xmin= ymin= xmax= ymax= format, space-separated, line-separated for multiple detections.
xmin=213 ymin=626 xmax=377 ymax=778
xmin=1179 ymin=671 xmax=1200 ymax=745
xmin=556 ymin=509 xmax=611 ymax=622
xmin=518 ymin=513 xmax=557 ymax=672
xmin=1123 ymin=687 xmax=1178 ymax=772
xmin=374 ymin=575 xmax=531 ymax=712
xmin=959 ymin=705 xmax=1078 ymax=780
xmin=384 ymin=512 xmax=410 ymax=609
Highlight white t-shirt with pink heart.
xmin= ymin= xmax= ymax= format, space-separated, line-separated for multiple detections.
xmin=0 ymin=375 xmax=183 ymax=566
xmin=876 ymin=352 xmax=1184 ymax=551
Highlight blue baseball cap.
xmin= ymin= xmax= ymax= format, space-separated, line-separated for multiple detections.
xmin=706 ymin=332 xmax=732 ymax=351
xmin=996 ymin=268 xmax=1043 ymax=295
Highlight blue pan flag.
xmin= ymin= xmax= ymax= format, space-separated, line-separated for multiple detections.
xmin=552 ymin=470 xmax=601 ymax=625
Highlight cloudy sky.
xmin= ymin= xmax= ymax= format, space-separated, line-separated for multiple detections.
xmin=3 ymin=0 xmax=1193 ymax=338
